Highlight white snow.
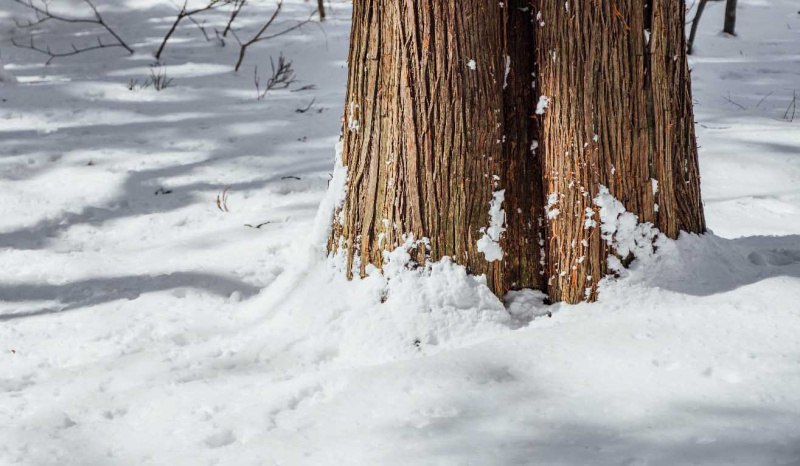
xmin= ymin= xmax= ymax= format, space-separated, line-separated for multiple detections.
xmin=535 ymin=95 xmax=550 ymax=114
xmin=2 ymin=1 xmax=800 ymax=465
xmin=503 ymin=54 xmax=511 ymax=89
xmin=0 ymin=57 xmax=16 ymax=84
xmin=594 ymin=185 xmax=658 ymax=260
xmin=545 ymin=191 xmax=560 ymax=219
xmin=476 ymin=189 xmax=506 ymax=262
xmin=466 ymin=59 xmax=476 ymax=71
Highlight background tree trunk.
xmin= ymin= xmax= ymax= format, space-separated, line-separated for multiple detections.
xmin=534 ymin=0 xmax=705 ymax=303
xmin=687 ymin=0 xmax=709 ymax=54
xmin=330 ymin=1 xmax=544 ymax=295
xmin=317 ymin=0 xmax=325 ymax=21
xmin=723 ymin=0 xmax=738 ymax=35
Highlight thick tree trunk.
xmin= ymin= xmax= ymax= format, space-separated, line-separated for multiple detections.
xmin=534 ymin=0 xmax=705 ymax=303
xmin=331 ymin=0 xmax=704 ymax=304
xmin=723 ymin=0 xmax=738 ymax=35
xmin=330 ymin=1 xmax=544 ymax=295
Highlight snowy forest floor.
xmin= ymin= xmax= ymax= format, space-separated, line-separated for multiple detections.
xmin=1 ymin=1 xmax=800 ymax=465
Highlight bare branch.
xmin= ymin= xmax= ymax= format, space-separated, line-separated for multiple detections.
xmin=254 ymin=52 xmax=296 ymax=100
xmin=11 ymin=0 xmax=134 ymax=55
xmin=187 ymin=14 xmax=212 ymax=41
xmin=155 ymin=0 xmax=234 ymax=60
xmin=11 ymin=35 xmax=127 ymax=65
xmin=222 ymin=0 xmax=247 ymax=37
xmin=234 ymin=2 xmax=315 ymax=72
xmin=783 ymin=90 xmax=797 ymax=122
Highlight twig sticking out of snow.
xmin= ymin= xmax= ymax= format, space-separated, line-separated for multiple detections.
xmin=783 ymin=90 xmax=797 ymax=122
xmin=254 ymin=53 xmax=296 ymax=100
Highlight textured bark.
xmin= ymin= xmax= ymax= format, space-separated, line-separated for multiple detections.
xmin=330 ymin=1 xmax=544 ymax=295
xmin=502 ymin=1 xmax=546 ymax=292
xmin=331 ymin=0 xmax=705 ymax=304
xmin=649 ymin=0 xmax=706 ymax=237
xmin=533 ymin=0 xmax=704 ymax=303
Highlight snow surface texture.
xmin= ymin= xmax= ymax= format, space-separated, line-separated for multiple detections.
xmin=2 ymin=1 xmax=800 ymax=465
xmin=0 ymin=58 xmax=16 ymax=84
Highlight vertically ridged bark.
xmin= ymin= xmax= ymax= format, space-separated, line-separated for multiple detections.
xmin=534 ymin=0 xmax=704 ymax=303
xmin=330 ymin=1 xmax=544 ymax=295
xmin=649 ymin=0 xmax=706 ymax=237
xmin=332 ymin=0 xmax=704 ymax=304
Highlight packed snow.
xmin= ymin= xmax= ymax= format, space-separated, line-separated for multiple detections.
xmin=1 ymin=1 xmax=800 ymax=465
xmin=476 ymin=189 xmax=506 ymax=262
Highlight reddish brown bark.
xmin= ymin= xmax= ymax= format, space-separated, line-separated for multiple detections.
xmin=330 ymin=0 xmax=545 ymax=296
xmin=534 ymin=0 xmax=704 ymax=303
xmin=331 ymin=0 xmax=704 ymax=304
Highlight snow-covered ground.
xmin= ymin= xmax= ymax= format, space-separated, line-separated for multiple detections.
xmin=1 ymin=1 xmax=799 ymax=465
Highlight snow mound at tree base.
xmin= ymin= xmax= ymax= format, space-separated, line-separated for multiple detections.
xmin=246 ymin=248 xmax=535 ymax=370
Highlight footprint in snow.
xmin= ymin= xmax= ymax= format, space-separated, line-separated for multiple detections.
xmin=204 ymin=429 xmax=236 ymax=449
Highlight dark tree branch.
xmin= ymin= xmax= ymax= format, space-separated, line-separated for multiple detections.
xmin=254 ymin=52 xmax=296 ymax=100
xmin=222 ymin=0 xmax=247 ymax=37
xmin=234 ymin=2 xmax=315 ymax=72
xmin=687 ymin=0 xmax=709 ymax=54
xmin=186 ymin=14 xmax=211 ymax=41
xmin=155 ymin=0 xmax=233 ymax=60
xmin=11 ymin=35 xmax=128 ymax=65
xmin=10 ymin=0 xmax=134 ymax=57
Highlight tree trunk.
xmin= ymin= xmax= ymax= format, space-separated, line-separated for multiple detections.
xmin=534 ymin=0 xmax=705 ymax=303
xmin=331 ymin=0 xmax=705 ymax=304
xmin=687 ymin=0 xmax=709 ymax=54
xmin=329 ymin=1 xmax=544 ymax=296
xmin=317 ymin=0 xmax=325 ymax=21
xmin=723 ymin=0 xmax=738 ymax=35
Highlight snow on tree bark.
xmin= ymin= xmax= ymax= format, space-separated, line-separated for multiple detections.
xmin=329 ymin=0 xmax=545 ymax=296
xmin=330 ymin=0 xmax=704 ymax=304
xmin=534 ymin=0 xmax=705 ymax=303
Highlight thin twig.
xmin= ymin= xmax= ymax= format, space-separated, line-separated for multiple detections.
xmin=756 ymin=91 xmax=774 ymax=109
xmin=722 ymin=93 xmax=746 ymax=110
xmin=11 ymin=35 xmax=127 ymax=65
xmin=254 ymin=52 xmax=296 ymax=99
xmin=155 ymin=0 xmax=233 ymax=60
xmin=222 ymin=0 xmax=247 ymax=37
xmin=783 ymin=90 xmax=797 ymax=122
xmin=295 ymin=98 xmax=317 ymax=113
xmin=10 ymin=0 xmax=134 ymax=62
xmin=187 ymin=15 xmax=211 ymax=41
xmin=234 ymin=2 xmax=316 ymax=72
